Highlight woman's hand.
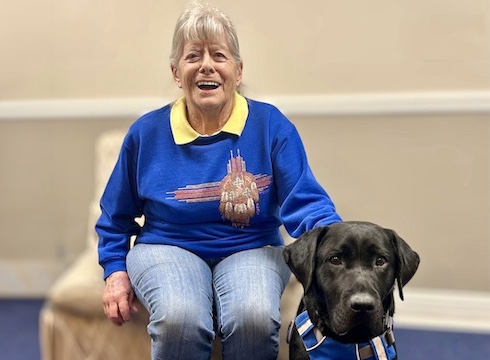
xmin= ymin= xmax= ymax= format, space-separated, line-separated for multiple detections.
xmin=103 ymin=271 xmax=138 ymax=326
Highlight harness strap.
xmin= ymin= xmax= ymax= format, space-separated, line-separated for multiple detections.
xmin=294 ymin=311 xmax=397 ymax=360
xmin=358 ymin=329 xmax=395 ymax=360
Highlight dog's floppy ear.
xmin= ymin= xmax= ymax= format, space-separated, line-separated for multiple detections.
xmin=385 ymin=228 xmax=420 ymax=301
xmin=283 ymin=227 xmax=329 ymax=293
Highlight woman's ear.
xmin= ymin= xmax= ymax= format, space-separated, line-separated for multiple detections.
xmin=171 ymin=65 xmax=182 ymax=88
xmin=236 ymin=61 xmax=243 ymax=87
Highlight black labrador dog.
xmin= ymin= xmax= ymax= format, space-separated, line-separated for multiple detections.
xmin=283 ymin=221 xmax=420 ymax=360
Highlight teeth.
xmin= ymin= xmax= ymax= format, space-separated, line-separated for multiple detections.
xmin=197 ymin=81 xmax=220 ymax=87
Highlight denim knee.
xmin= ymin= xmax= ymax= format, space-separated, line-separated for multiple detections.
xmin=220 ymin=297 xmax=281 ymax=345
xmin=148 ymin=297 xmax=215 ymax=358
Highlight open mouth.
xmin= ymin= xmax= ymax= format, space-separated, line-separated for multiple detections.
xmin=197 ymin=81 xmax=220 ymax=90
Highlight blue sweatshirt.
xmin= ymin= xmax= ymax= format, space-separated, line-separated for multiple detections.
xmin=96 ymin=93 xmax=341 ymax=279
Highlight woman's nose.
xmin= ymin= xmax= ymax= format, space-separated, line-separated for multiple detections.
xmin=199 ymin=53 xmax=215 ymax=74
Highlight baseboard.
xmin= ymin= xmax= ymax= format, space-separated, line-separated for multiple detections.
xmin=0 ymin=259 xmax=64 ymax=298
xmin=393 ymin=287 xmax=490 ymax=334
xmin=0 ymin=259 xmax=488 ymax=334
xmin=1 ymin=90 xmax=489 ymax=121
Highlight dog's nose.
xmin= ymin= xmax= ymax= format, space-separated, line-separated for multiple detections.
xmin=349 ymin=293 xmax=376 ymax=312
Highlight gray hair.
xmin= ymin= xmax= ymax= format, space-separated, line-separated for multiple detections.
xmin=170 ymin=1 xmax=241 ymax=68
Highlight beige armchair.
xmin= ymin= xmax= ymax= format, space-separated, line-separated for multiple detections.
xmin=39 ymin=129 xmax=303 ymax=360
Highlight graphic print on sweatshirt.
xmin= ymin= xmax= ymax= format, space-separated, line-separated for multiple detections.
xmin=167 ymin=150 xmax=271 ymax=227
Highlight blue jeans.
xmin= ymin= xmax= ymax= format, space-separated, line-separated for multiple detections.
xmin=126 ymin=244 xmax=291 ymax=360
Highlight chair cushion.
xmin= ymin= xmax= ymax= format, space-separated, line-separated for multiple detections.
xmin=47 ymin=246 xmax=105 ymax=316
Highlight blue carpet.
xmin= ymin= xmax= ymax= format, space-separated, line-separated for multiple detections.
xmin=0 ymin=298 xmax=43 ymax=360
xmin=0 ymin=298 xmax=489 ymax=360
xmin=396 ymin=328 xmax=490 ymax=359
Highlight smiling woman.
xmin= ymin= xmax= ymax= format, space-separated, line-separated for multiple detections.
xmin=95 ymin=1 xmax=342 ymax=359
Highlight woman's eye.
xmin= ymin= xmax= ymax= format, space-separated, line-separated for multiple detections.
xmin=375 ymin=257 xmax=387 ymax=266
xmin=185 ymin=53 xmax=199 ymax=61
xmin=214 ymin=52 xmax=227 ymax=60
xmin=329 ymin=256 xmax=342 ymax=266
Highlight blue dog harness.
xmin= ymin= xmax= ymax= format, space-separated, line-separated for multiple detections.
xmin=292 ymin=311 xmax=397 ymax=360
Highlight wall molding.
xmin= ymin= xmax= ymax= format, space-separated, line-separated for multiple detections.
xmin=0 ymin=90 xmax=489 ymax=121
xmin=0 ymin=259 xmax=489 ymax=334
xmin=265 ymin=90 xmax=490 ymax=117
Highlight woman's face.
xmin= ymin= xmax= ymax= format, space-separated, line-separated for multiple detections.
xmin=171 ymin=33 xmax=242 ymax=115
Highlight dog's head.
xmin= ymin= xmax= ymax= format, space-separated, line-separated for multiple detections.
xmin=283 ymin=221 xmax=420 ymax=343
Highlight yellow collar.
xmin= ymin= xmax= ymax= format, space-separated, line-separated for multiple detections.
xmin=170 ymin=92 xmax=248 ymax=145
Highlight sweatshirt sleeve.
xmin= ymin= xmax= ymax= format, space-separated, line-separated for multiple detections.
xmin=272 ymin=118 xmax=342 ymax=238
xmin=96 ymin=134 xmax=143 ymax=279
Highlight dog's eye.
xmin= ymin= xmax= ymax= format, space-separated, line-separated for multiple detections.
xmin=375 ymin=257 xmax=387 ymax=266
xmin=329 ymin=256 xmax=342 ymax=266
